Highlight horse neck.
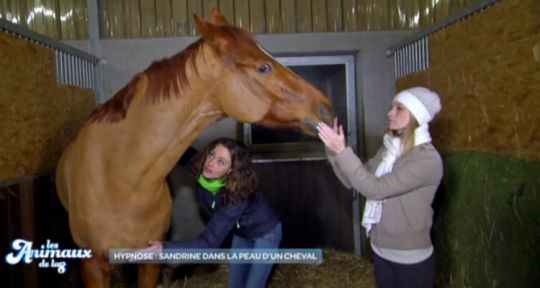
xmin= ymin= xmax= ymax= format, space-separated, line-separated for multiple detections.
xmin=119 ymin=46 xmax=226 ymax=183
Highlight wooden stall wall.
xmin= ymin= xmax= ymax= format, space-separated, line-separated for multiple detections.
xmin=1 ymin=30 xmax=95 ymax=287
xmin=0 ymin=31 xmax=96 ymax=182
xmin=395 ymin=0 xmax=540 ymax=287
xmin=1 ymin=176 xmax=81 ymax=287
xmin=255 ymin=161 xmax=355 ymax=252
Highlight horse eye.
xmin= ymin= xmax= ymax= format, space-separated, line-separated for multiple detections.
xmin=256 ymin=63 xmax=272 ymax=74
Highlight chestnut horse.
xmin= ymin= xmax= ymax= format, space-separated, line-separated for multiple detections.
xmin=56 ymin=9 xmax=331 ymax=288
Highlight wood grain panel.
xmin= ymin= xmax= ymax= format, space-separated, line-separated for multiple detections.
xmin=265 ymin=0 xmax=281 ymax=33
xmin=280 ymin=0 xmax=296 ymax=33
xmin=125 ymin=0 xmax=141 ymax=37
xmin=140 ymin=0 xmax=156 ymax=37
xmin=342 ymin=0 xmax=358 ymax=31
xmin=156 ymin=0 xmax=172 ymax=37
xmin=295 ymin=0 xmax=312 ymax=33
xmin=218 ymin=0 xmax=235 ymax=26
xmin=172 ymin=0 xmax=188 ymax=36
xmin=233 ymin=0 xmax=249 ymax=29
xmin=256 ymin=160 xmax=355 ymax=251
xmin=249 ymin=0 xmax=265 ymax=33
xmin=312 ymin=0 xmax=327 ymax=32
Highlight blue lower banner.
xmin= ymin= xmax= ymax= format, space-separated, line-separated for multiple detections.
xmin=109 ymin=248 xmax=323 ymax=265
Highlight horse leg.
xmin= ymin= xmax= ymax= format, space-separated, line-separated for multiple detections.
xmin=81 ymin=255 xmax=111 ymax=288
xmin=138 ymin=264 xmax=161 ymax=288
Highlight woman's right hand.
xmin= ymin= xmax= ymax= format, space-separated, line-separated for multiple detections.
xmin=136 ymin=240 xmax=163 ymax=255
xmin=147 ymin=240 xmax=163 ymax=250
xmin=317 ymin=118 xmax=346 ymax=154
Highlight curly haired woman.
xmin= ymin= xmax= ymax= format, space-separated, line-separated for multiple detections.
xmin=147 ymin=138 xmax=281 ymax=288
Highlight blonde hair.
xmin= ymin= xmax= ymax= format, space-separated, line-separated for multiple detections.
xmin=387 ymin=115 xmax=418 ymax=157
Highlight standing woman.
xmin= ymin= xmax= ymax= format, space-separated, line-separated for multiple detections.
xmin=317 ymin=87 xmax=443 ymax=288
xmin=147 ymin=138 xmax=282 ymax=288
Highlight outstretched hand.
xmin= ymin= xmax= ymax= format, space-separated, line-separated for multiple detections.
xmin=317 ymin=118 xmax=346 ymax=154
xmin=126 ymin=240 xmax=163 ymax=263
xmin=136 ymin=240 xmax=163 ymax=254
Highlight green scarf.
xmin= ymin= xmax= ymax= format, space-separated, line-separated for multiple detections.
xmin=198 ymin=175 xmax=226 ymax=196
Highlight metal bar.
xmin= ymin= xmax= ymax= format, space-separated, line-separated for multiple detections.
xmin=68 ymin=54 xmax=74 ymax=85
xmin=78 ymin=58 xmax=83 ymax=87
xmin=394 ymin=52 xmax=399 ymax=79
xmin=386 ymin=0 xmax=500 ymax=56
xmin=416 ymin=44 xmax=419 ymax=72
xmin=85 ymin=61 xmax=90 ymax=88
xmin=426 ymin=36 xmax=430 ymax=68
xmin=60 ymin=51 xmax=67 ymax=85
xmin=420 ymin=37 xmax=425 ymax=70
xmin=55 ymin=50 xmax=61 ymax=84
xmin=396 ymin=50 xmax=400 ymax=78
xmin=398 ymin=48 xmax=404 ymax=77
xmin=406 ymin=44 xmax=411 ymax=75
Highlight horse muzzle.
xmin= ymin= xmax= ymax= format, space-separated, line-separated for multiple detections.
xmin=303 ymin=104 xmax=333 ymax=134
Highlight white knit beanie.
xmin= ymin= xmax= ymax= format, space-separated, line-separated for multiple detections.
xmin=393 ymin=87 xmax=441 ymax=125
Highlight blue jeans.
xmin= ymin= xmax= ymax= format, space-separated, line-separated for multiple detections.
xmin=228 ymin=222 xmax=282 ymax=288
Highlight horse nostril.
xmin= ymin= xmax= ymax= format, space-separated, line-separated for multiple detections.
xmin=318 ymin=105 xmax=333 ymax=125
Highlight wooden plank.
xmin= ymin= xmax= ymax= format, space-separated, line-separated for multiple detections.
xmin=280 ymin=0 xmax=296 ymax=33
xmin=140 ymin=0 xmax=156 ymax=37
xmin=264 ymin=0 xmax=281 ymax=33
xmin=187 ymin=0 xmax=203 ymax=35
xmin=156 ymin=0 xmax=172 ymax=36
xmin=0 ymin=0 xmax=5 ymax=19
xmin=233 ymin=0 xmax=249 ymax=29
xmin=343 ymin=0 xmax=358 ymax=31
xmin=74 ymin=0 xmax=88 ymax=39
xmin=418 ymin=0 xmax=434 ymax=27
xmin=31 ymin=0 xmax=47 ymax=35
xmin=0 ymin=187 xmax=14 ymax=286
xmin=249 ymin=0 xmax=265 ymax=33
xmin=404 ymin=0 xmax=420 ymax=29
xmin=312 ymin=0 xmax=327 ymax=32
xmin=172 ymin=0 xmax=188 ymax=36
xmin=124 ymin=0 xmax=141 ymax=37
xmin=59 ymin=0 xmax=74 ymax=39
xmin=19 ymin=181 xmax=37 ymax=288
xmin=327 ymin=0 xmax=343 ymax=31
xmin=295 ymin=0 xmax=312 ymax=32
xmin=256 ymin=161 xmax=354 ymax=251
xmin=218 ymin=0 xmax=235 ymax=26
xmin=203 ymin=0 xmax=218 ymax=21
xmin=43 ymin=0 xmax=58 ymax=39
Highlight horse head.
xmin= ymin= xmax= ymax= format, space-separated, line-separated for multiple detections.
xmin=195 ymin=9 xmax=333 ymax=135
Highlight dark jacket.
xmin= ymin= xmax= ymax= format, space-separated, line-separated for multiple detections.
xmin=163 ymin=185 xmax=280 ymax=249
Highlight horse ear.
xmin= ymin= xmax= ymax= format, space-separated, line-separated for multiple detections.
xmin=194 ymin=14 xmax=217 ymax=41
xmin=194 ymin=14 xmax=210 ymax=38
xmin=194 ymin=14 xmax=227 ymax=49
xmin=211 ymin=8 xmax=229 ymax=25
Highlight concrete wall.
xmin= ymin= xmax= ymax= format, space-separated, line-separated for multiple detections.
xmin=67 ymin=31 xmax=413 ymax=157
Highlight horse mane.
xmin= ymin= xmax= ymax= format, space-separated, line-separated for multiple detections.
xmin=89 ymin=25 xmax=256 ymax=124
xmin=89 ymin=39 xmax=205 ymax=123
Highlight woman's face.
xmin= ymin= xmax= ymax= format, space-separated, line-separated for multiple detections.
xmin=387 ymin=102 xmax=411 ymax=131
xmin=202 ymin=144 xmax=232 ymax=179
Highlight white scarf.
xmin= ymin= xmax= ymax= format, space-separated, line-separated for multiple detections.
xmin=361 ymin=124 xmax=432 ymax=235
